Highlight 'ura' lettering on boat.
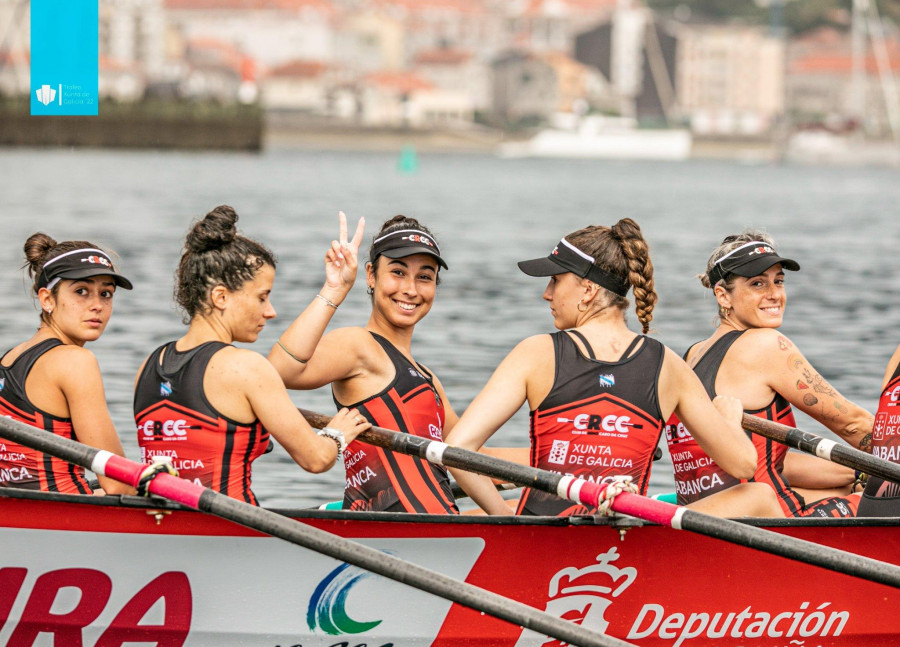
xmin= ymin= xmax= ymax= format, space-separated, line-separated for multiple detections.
xmin=627 ymin=601 xmax=849 ymax=646
xmin=1 ymin=568 xmax=192 ymax=645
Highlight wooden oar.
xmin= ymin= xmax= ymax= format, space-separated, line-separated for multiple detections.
xmin=0 ymin=415 xmax=630 ymax=647
xmin=741 ymin=414 xmax=900 ymax=485
xmin=299 ymin=408 xmax=900 ymax=590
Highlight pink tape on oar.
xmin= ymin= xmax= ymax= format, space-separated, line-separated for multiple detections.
xmin=90 ymin=450 xmax=204 ymax=509
xmin=607 ymin=493 xmax=685 ymax=528
xmin=567 ymin=477 xmax=684 ymax=529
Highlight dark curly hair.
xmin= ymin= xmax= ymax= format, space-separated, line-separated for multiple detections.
xmin=175 ymin=205 xmax=276 ymax=322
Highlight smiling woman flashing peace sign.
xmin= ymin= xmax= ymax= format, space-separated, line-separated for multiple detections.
xmin=271 ymin=214 xmax=459 ymax=514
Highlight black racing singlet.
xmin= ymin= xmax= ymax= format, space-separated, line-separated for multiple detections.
xmin=518 ymin=331 xmax=665 ymax=517
xmin=337 ymin=332 xmax=457 ymax=514
xmin=0 ymin=339 xmax=91 ymax=494
xmin=859 ymin=361 xmax=900 ymax=516
xmin=666 ymin=330 xmax=857 ymax=518
xmin=134 ymin=341 xmax=269 ymax=504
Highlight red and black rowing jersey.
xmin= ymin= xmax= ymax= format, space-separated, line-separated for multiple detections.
xmin=665 ymin=330 xmax=856 ymax=518
xmin=517 ymin=331 xmax=666 ymax=517
xmin=337 ymin=332 xmax=457 ymax=514
xmin=0 ymin=339 xmax=92 ymax=494
xmin=859 ymin=360 xmax=900 ymax=511
xmin=134 ymin=341 xmax=269 ymax=505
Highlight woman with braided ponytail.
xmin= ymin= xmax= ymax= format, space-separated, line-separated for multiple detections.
xmin=665 ymin=230 xmax=872 ymax=518
xmin=446 ymin=220 xmax=757 ymax=517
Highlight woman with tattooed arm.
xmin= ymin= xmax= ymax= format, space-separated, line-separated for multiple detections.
xmin=665 ymin=231 xmax=872 ymax=517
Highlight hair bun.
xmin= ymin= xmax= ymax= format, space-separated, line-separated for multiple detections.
xmin=186 ymin=205 xmax=238 ymax=253
xmin=23 ymin=232 xmax=58 ymax=277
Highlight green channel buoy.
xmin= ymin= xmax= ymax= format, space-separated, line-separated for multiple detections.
xmin=398 ymin=144 xmax=418 ymax=174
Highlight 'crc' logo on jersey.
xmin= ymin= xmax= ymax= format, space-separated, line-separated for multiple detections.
xmin=562 ymin=414 xmax=637 ymax=434
xmin=140 ymin=419 xmax=189 ymax=437
xmin=890 ymin=385 xmax=900 ymax=404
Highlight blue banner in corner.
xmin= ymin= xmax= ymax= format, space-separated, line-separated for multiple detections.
xmin=30 ymin=0 xmax=98 ymax=115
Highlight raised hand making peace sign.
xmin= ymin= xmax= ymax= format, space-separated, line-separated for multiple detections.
xmin=324 ymin=211 xmax=366 ymax=294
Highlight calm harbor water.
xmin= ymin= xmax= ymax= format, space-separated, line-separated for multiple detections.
xmin=1 ymin=148 xmax=899 ymax=508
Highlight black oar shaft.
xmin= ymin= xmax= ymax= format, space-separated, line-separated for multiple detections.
xmin=301 ymin=409 xmax=900 ymax=591
xmin=0 ymin=413 xmax=629 ymax=647
xmin=198 ymin=491 xmax=629 ymax=647
xmin=677 ymin=509 xmax=900 ymax=588
xmin=741 ymin=414 xmax=900 ymax=484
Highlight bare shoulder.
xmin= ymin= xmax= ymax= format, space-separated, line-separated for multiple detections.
xmin=45 ymin=344 xmax=100 ymax=372
xmin=733 ymin=328 xmax=796 ymax=359
xmin=209 ymin=346 xmax=277 ymax=384
xmin=513 ymin=333 xmax=554 ymax=356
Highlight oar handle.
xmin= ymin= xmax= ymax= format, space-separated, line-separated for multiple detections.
xmin=298 ymin=408 xmax=900 ymax=590
xmin=741 ymin=414 xmax=900 ymax=485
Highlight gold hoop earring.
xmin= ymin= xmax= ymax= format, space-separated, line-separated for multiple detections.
xmin=577 ymin=301 xmax=589 ymax=313
xmin=719 ymin=306 xmax=731 ymax=317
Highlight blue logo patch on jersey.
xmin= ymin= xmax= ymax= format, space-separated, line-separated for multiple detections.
xmin=160 ymin=381 xmax=172 ymax=397
xmin=598 ymin=374 xmax=615 ymax=388
xmin=0 ymin=377 xmax=5 ymax=391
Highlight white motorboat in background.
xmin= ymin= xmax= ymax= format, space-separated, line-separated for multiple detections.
xmin=498 ymin=113 xmax=692 ymax=161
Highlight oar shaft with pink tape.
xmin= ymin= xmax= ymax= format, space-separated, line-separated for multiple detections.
xmin=298 ymin=408 xmax=900 ymax=590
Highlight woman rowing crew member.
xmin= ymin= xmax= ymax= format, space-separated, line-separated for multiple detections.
xmin=134 ymin=206 xmax=369 ymax=504
xmin=857 ymin=344 xmax=900 ymax=516
xmin=270 ymin=215 xmax=458 ymax=514
xmin=0 ymin=234 xmax=132 ymax=495
xmin=445 ymin=219 xmax=759 ymax=517
xmin=666 ymin=231 xmax=872 ymax=517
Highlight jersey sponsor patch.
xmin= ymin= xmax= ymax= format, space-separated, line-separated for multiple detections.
xmin=548 ymin=439 xmax=570 ymax=465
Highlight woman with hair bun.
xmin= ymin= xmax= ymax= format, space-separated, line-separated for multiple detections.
xmin=270 ymin=215 xmax=459 ymax=514
xmin=134 ymin=206 xmax=369 ymax=504
xmin=665 ymin=230 xmax=872 ymax=517
xmin=0 ymin=233 xmax=133 ymax=495
xmin=446 ymin=219 xmax=759 ymax=517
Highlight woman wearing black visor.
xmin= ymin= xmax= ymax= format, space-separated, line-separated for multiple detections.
xmin=270 ymin=214 xmax=459 ymax=514
xmin=666 ymin=231 xmax=873 ymax=517
xmin=446 ymin=219 xmax=759 ymax=517
xmin=0 ymin=234 xmax=133 ymax=495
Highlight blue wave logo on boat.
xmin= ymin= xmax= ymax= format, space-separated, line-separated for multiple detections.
xmin=308 ymin=562 xmax=383 ymax=635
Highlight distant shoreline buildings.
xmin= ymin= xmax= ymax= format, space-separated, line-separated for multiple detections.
xmin=1 ymin=0 xmax=899 ymax=144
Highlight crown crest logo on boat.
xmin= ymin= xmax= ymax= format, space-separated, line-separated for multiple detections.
xmin=515 ymin=547 xmax=637 ymax=644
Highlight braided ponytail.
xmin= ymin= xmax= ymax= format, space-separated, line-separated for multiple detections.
xmin=610 ymin=218 xmax=656 ymax=333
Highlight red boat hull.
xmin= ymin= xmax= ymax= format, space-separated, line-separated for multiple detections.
xmin=1 ymin=489 xmax=898 ymax=646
